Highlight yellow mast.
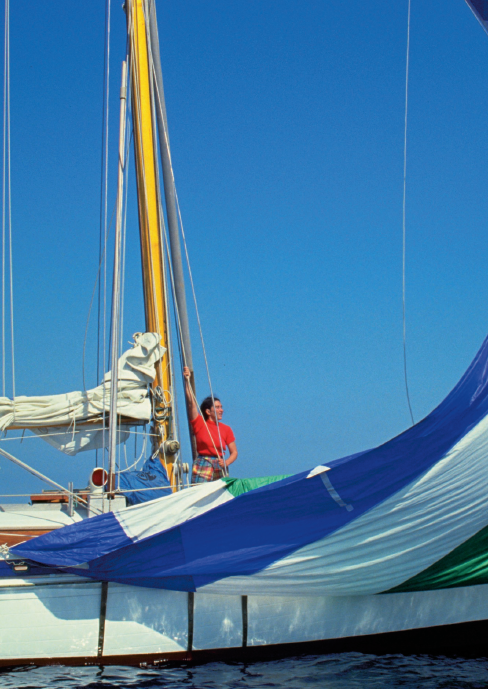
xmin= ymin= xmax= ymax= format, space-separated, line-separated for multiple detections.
xmin=127 ymin=0 xmax=179 ymax=489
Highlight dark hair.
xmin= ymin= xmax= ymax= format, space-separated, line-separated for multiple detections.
xmin=200 ymin=396 xmax=220 ymax=418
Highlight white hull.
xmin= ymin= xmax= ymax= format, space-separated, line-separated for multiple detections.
xmin=0 ymin=572 xmax=486 ymax=665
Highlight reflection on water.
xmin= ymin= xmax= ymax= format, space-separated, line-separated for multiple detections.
xmin=1 ymin=654 xmax=488 ymax=689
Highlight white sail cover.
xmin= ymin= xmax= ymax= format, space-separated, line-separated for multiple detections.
xmin=0 ymin=332 xmax=165 ymax=455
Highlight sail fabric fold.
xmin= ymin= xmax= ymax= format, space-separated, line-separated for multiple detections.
xmin=119 ymin=455 xmax=172 ymax=505
xmin=11 ymin=334 xmax=488 ymax=595
xmin=12 ymin=480 xmax=235 ymax=568
xmin=31 ymin=424 xmax=132 ymax=456
xmin=0 ymin=332 xmax=165 ymax=455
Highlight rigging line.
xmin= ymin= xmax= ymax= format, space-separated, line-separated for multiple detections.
xmin=118 ymin=16 xmax=134 ymax=375
xmin=146 ymin=48 xmax=226 ymax=465
xmin=124 ymin=8 xmax=169 ymax=472
xmin=86 ymin=66 xmax=132 ymax=391
xmin=159 ymin=200 xmax=228 ymax=469
xmin=148 ymin=66 xmax=188 ymax=406
xmin=119 ymin=15 xmax=133 ymax=364
xmin=1 ymin=0 xmax=7 ymax=398
xmin=158 ymin=199 xmax=191 ymax=471
xmin=0 ymin=447 xmax=99 ymax=512
xmin=0 ymin=498 xmax=96 ymax=510
xmin=158 ymin=208 xmax=185 ymax=452
xmin=136 ymin=4 xmax=174 ymax=411
xmin=103 ymin=0 xmax=112 ymax=370
xmin=82 ymin=198 xmax=118 ymax=391
xmin=141 ymin=23 xmax=187 ymax=348
xmin=0 ymin=488 xmax=160 ymax=497
xmin=95 ymin=0 xmax=111 ymax=472
xmin=102 ymin=0 xmax=112 ymax=476
xmin=134 ymin=422 xmax=138 ymax=466
xmin=0 ymin=428 xmax=159 ymax=442
xmin=146 ymin=32 xmax=226 ymax=460
xmin=119 ymin=122 xmax=133 ymax=364
xmin=159 ymin=201 xmax=227 ymax=470
xmin=118 ymin=440 xmax=147 ymax=473
xmin=7 ymin=3 xmax=13 ymax=401
xmin=128 ymin=17 xmax=171 ymax=479
xmin=117 ymin=105 xmax=133 ymax=468
xmin=174 ymin=189 xmax=226 ymax=462
xmin=1 ymin=0 xmax=13 ymax=399
xmin=143 ymin=21 xmax=199 ymax=464
xmin=118 ymin=32 xmax=134 ymax=435
xmin=2 ymin=0 xmax=4 ymax=397
xmin=97 ymin=0 xmax=111 ymax=388
xmin=402 ymin=0 xmax=414 ymax=426
xmin=109 ymin=58 xmax=130 ymax=478
xmin=111 ymin=485 xmax=170 ymax=493
xmin=124 ymin=426 xmax=147 ymax=471
xmin=149 ymin=77 xmax=179 ymax=439
xmin=130 ymin=10 xmax=183 ymax=487
xmin=129 ymin=22 xmax=164 ymax=393
xmin=0 ymin=494 xmax=66 ymax=498
xmin=187 ymin=376 xmax=228 ymax=472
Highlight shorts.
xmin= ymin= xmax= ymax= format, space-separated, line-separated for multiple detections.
xmin=192 ymin=455 xmax=225 ymax=483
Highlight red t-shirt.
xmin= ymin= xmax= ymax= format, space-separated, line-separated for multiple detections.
xmin=191 ymin=415 xmax=235 ymax=457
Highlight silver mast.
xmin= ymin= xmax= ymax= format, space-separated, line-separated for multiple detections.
xmin=147 ymin=1 xmax=198 ymax=460
xmin=107 ymin=60 xmax=128 ymax=496
xmin=147 ymin=1 xmax=194 ymax=374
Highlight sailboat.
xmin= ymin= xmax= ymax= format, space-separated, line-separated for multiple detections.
xmin=0 ymin=0 xmax=488 ymax=667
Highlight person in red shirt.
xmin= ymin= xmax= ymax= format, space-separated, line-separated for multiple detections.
xmin=183 ymin=366 xmax=238 ymax=483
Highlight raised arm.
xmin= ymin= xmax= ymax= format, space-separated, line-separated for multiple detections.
xmin=183 ymin=366 xmax=199 ymax=421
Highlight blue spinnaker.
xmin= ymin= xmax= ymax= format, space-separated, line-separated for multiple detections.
xmin=12 ymin=336 xmax=488 ymax=595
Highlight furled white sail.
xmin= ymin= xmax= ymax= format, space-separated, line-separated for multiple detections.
xmin=30 ymin=425 xmax=133 ymax=456
xmin=0 ymin=332 xmax=165 ymax=455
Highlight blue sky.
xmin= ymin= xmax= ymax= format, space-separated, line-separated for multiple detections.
xmin=2 ymin=0 xmax=488 ymax=497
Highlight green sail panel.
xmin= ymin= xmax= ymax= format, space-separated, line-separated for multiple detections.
xmin=386 ymin=524 xmax=488 ymax=593
xmin=222 ymin=475 xmax=290 ymax=498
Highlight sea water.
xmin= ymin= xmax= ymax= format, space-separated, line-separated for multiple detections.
xmin=0 ymin=654 xmax=488 ymax=689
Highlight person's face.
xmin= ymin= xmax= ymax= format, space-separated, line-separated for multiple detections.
xmin=207 ymin=400 xmax=223 ymax=423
